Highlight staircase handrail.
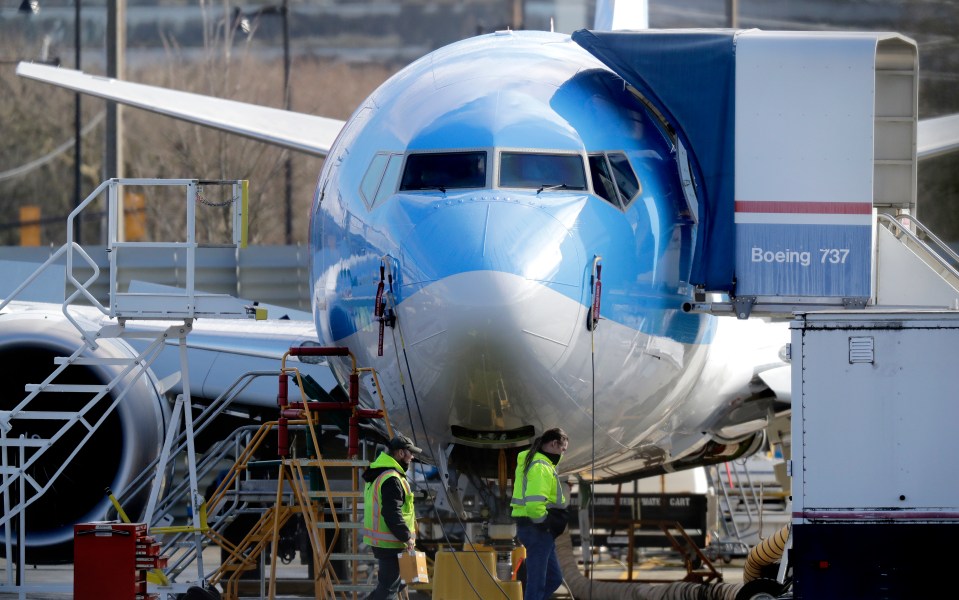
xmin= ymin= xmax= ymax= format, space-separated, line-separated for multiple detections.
xmin=116 ymin=370 xmax=282 ymax=509
xmin=876 ymin=212 xmax=959 ymax=281
xmin=0 ymin=327 xmax=172 ymax=527
xmin=0 ymin=185 xmax=110 ymax=319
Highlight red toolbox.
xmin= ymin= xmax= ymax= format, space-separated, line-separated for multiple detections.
xmin=74 ymin=522 xmax=161 ymax=600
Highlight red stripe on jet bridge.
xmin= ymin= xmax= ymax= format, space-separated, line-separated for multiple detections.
xmin=735 ymin=201 xmax=872 ymax=214
xmin=794 ymin=511 xmax=959 ymax=521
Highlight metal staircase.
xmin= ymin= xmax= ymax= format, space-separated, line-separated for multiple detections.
xmin=706 ymin=453 xmax=791 ymax=561
xmin=191 ymin=346 xmax=395 ymax=599
xmin=0 ymin=178 xmax=400 ymax=599
xmin=116 ymin=343 xmax=394 ymax=599
xmin=0 ymin=320 xmax=181 ymax=525
xmin=0 ymin=178 xmax=249 ymax=594
xmin=874 ymin=212 xmax=959 ymax=307
xmin=203 ymin=424 xmax=375 ymax=599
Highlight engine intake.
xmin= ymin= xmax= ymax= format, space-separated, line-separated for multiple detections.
xmin=0 ymin=312 xmax=168 ymax=563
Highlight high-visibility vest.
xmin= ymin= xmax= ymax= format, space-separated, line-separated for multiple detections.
xmin=510 ymin=450 xmax=566 ymax=523
xmin=363 ymin=460 xmax=415 ymax=548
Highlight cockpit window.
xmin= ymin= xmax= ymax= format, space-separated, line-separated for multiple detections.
xmin=588 ymin=155 xmax=618 ymax=206
xmin=360 ymin=153 xmax=390 ymax=209
xmin=608 ymin=152 xmax=641 ymax=207
xmin=588 ymin=152 xmax=641 ymax=209
xmin=499 ymin=152 xmax=587 ymax=190
xmin=360 ymin=152 xmax=405 ymax=210
xmin=400 ymin=151 xmax=487 ymax=191
xmin=374 ymin=154 xmax=404 ymax=206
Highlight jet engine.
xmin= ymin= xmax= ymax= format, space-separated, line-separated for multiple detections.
xmin=0 ymin=311 xmax=168 ymax=563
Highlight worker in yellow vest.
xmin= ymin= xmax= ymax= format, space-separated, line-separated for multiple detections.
xmin=510 ymin=428 xmax=570 ymax=600
xmin=363 ymin=434 xmax=422 ymax=600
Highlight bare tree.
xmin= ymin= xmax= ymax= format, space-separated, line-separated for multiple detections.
xmin=0 ymin=27 xmax=104 ymax=246
xmin=2 ymin=5 xmax=396 ymax=247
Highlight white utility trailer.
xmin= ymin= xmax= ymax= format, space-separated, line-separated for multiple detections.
xmin=790 ymin=310 xmax=959 ymax=598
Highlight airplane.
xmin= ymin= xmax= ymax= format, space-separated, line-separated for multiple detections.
xmin=5 ymin=5 xmax=959 ymax=566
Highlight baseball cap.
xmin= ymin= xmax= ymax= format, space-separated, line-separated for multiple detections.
xmin=388 ymin=434 xmax=422 ymax=454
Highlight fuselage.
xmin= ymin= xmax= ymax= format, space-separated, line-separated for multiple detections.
xmin=309 ymin=30 xmax=719 ymax=477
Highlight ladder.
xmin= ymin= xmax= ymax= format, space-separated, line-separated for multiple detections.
xmin=203 ymin=346 xmax=394 ymax=599
xmin=706 ymin=454 xmax=791 ymax=559
xmin=0 ymin=178 xmax=249 ymax=594
xmin=623 ymin=520 xmax=722 ymax=584
xmin=205 ymin=429 xmax=373 ymax=599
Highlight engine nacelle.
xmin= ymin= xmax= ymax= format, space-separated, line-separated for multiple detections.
xmin=595 ymin=431 xmax=767 ymax=484
xmin=0 ymin=310 xmax=168 ymax=563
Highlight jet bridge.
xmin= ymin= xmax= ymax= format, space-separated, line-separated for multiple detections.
xmin=574 ymin=29 xmax=959 ymax=316
xmin=578 ymin=30 xmax=959 ymax=599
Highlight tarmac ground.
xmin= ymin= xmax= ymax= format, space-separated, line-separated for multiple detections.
xmin=0 ymin=547 xmax=748 ymax=599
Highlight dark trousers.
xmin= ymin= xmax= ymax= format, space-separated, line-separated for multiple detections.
xmin=517 ymin=524 xmax=563 ymax=600
xmin=367 ymin=546 xmax=402 ymax=600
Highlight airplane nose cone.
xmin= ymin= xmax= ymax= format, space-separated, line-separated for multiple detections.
xmin=394 ymin=198 xmax=588 ymax=424
xmin=402 ymin=198 xmax=586 ymax=290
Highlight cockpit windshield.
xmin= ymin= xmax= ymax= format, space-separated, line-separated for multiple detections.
xmin=499 ymin=152 xmax=587 ymax=191
xmin=400 ymin=151 xmax=487 ymax=191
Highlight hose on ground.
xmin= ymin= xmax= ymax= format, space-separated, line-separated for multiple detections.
xmin=555 ymin=531 xmax=743 ymax=600
xmin=743 ymin=524 xmax=789 ymax=583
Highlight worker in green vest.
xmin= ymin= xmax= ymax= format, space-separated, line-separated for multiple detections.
xmin=363 ymin=434 xmax=422 ymax=600
xmin=510 ymin=427 xmax=570 ymax=600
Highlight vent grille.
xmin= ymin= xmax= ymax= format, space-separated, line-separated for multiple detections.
xmin=849 ymin=336 xmax=875 ymax=364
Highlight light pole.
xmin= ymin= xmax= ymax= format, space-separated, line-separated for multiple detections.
xmin=236 ymin=0 xmax=293 ymax=244
xmin=22 ymin=0 xmax=82 ymax=243
xmin=281 ymin=0 xmax=291 ymax=246
xmin=74 ymin=0 xmax=82 ymax=244
xmin=105 ymin=0 xmax=125 ymax=242
xmin=105 ymin=0 xmax=125 ymax=181
xmin=726 ymin=0 xmax=739 ymax=28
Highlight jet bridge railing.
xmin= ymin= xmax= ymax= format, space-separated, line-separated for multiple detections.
xmin=0 ymin=178 xmax=254 ymax=332
xmin=870 ymin=212 xmax=959 ymax=309
xmin=876 ymin=213 xmax=959 ymax=288
xmin=103 ymin=178 xmax=251 ymax=321
xmin=876 ymin=213 xmax=959 ymax=268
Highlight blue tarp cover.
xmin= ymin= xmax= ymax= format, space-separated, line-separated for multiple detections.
xmin=572 ymin=29 xmax=737 ymax=292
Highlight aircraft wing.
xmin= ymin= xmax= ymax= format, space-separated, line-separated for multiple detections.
xmin=17 ymin=56 xmax=958 ymax=164
xmin=15 ymin=62 xmax=345 ymax=157
xmin=917 ymin=113 xmax=959 ymax=160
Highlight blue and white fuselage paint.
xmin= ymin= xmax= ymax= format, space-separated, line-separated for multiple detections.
xmin=310 ymin=31 xmax=736 ymax=478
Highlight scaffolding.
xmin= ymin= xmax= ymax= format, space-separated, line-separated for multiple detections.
xmin=0 ymin=178 xmax=249 ymax=596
